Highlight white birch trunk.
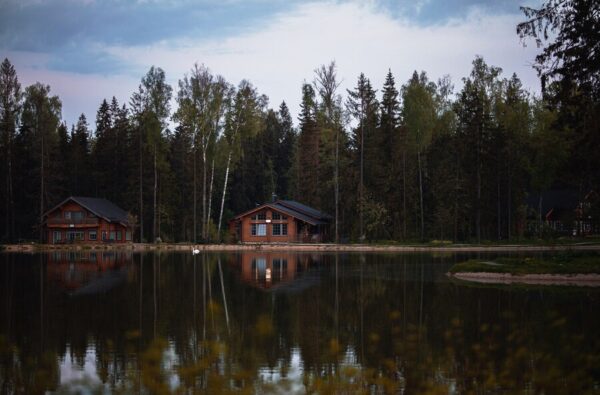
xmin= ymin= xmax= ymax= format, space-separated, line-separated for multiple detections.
xmin=217 ymin=150 xmax=232 ymax=237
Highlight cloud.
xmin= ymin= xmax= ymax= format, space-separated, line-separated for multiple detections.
xmin=103 ymin=1 xmax=541 ymax=121
xmin=4 ymin=1 xmax=542 ymax=129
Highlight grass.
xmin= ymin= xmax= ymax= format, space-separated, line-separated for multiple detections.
xmin=449 ymin=252 xmax=600 ymax=275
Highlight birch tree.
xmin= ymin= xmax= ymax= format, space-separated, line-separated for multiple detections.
xmin=175 ymin=64 xmax=229 ymax=241
xmin=131 ymin=66 xmax=172 ymax=243
xmin=217 ymin=80 xmax=261 ymax=237
xmin=401 ymin=71 xmax=436 ymax=241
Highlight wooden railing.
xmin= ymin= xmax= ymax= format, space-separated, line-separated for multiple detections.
xmin=47 ymin=218 xmax=99 ymax=226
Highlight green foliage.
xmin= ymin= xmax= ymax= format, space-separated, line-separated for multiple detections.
xmin=450 ymin=253 xmax=600 ymax=274
xmin=1 ymin=21 xmax=598 ymax=244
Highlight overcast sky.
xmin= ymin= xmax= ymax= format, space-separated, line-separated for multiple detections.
xmin=1 ymin=0 xmax=543 ymax=129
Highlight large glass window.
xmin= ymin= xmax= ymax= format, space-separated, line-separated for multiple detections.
xmin=251 ymin=224 xmax=267 ymax=236
xmin=272 ymin=212 xmax=287 ymax=220
xmin=88 ymin=230 xmax=97 ymax=241
xmin=273 ymin=223 xmax=288 ymax=236
xmin=257 ymin=224 xmax=266 ymax=236
xmin=66 ymin=231 xmax=84 ymax=241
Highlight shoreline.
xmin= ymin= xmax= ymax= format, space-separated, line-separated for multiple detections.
xmin=3 ymin=242 xmax=600 ymax=253
xmin=449 ymin=271 xmax=600 ymax=287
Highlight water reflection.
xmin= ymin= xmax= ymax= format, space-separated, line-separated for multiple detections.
xmin=0 ymin=251 xmax=599 ymax=394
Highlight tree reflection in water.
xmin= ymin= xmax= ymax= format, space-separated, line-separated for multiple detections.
xmin=0 ymin=251 xmax=599 ymax=394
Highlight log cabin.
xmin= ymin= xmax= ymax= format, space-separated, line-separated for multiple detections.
xmin=229 ymin=200 xmax=332 ymax=243
xmin=42 ymin=196 xmax=133 ymax=244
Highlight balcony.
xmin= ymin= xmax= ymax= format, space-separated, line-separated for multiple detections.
xmin=47 ymin=218 xmax=99 ymax=226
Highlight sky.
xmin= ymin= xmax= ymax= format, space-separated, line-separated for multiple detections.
xmin=1 ymin=0 xmax=543 ymax=130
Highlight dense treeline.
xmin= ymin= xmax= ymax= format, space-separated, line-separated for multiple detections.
xmin=0 ymin=1 xmax=597 ymax=243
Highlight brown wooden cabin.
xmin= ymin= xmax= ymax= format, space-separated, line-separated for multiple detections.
xmin=229 ymin=200 xmax=332 ymax=243
xmin=42 ymin=196 xmax=132 ymax=244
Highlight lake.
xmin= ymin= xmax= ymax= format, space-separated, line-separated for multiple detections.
xmin=1 ymin=250 xmax=599 ymax=394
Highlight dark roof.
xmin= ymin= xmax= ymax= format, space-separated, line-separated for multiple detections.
xmin=276 ymin=200 xmax=333 ymax=220
xmin=232 ymin=200 xmax=331 ymax=226
xmin=44 ymin=196 xmax=129 ymax=224
xmin=526 ymin=190 xmax=580 ymax=217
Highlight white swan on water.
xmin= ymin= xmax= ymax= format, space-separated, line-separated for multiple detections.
xmin=192 ymin=247 xmax=200 ymax=255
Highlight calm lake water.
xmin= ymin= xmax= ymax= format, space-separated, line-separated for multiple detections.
xmin=1 ymin=250 xmax=599 ymax=394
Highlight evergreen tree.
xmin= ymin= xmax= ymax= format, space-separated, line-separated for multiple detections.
xmin=346 ymin=73 xmax=378 ymax=240
xmin=0 ymin=58 xmax=21 ymax=242
xmin=17 ymin=83 xmax=62 ymax=240
xmin=130 ymin=66 xmax=172 ymax=243
xmin=69 ymin=114 xmax=91 ymax=195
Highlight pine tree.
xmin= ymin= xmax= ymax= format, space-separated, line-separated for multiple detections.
xmin=0 ymin=58 xmax=21 ymax=242
xmin=346 ymin=73 xmax=378 ymax=240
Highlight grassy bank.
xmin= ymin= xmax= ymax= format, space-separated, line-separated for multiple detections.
xmin=449 ymin=253 xmax=600 ymax=275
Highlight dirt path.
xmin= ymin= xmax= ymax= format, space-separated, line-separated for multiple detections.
xmin=449 ymin=272 xmax=600 ymax=287
xmin=3 ymin=242 xmax=600 ymax=253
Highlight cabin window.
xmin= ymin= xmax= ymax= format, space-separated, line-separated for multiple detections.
xmin=66 ymin=231 xmax=84 ymax=241
xmin=116 ymin=231 xmax=122 ymax=241
xmin=126 ymin=231 xmax=132 ymax=241
xmin=88 ymin=230 xmax=97 ymax=241
xmin=272 ymin=212 xmax=287 ymax=220
xmin=64 ymin=211 xmax=84 ymax=221
xmin=102 ymin=231 xmax=107 ymax=241
xmin=252 ymin=212 xmax=267 ymax=220
xmin=273 ymin=223 xmax=287 ymax=236
xmin=252 ymin=223 xmax=266 ymax=236
xmin=53 ymin=231 xmax=62 ymax=243
xmin=109 ymin=231 xmax=116 ymax=240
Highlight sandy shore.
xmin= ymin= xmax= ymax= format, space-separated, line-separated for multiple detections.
xmin=449 ymin=272 xmax=600 ymax=287
xmin=3 ymin=242 xmax=600 ymax=253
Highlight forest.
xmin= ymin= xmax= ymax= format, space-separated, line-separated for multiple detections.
xmin=0 ymin=0 xmax=598 ymax=243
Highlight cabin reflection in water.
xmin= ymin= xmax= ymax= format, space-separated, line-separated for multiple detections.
xmin=46 ymin=251 xmax=133 ymax=295
xmin=230 ymin=252 xmax=320 ymax=291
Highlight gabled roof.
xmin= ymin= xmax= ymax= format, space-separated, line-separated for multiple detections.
xmin=232 ymin=200 xmax=331 ymax=226
xmin=44 ymin=196 xmax=129 ymax=224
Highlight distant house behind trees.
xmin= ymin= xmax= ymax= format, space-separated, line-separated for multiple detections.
xmin=526 ymin=190 xmax=599 ymax=236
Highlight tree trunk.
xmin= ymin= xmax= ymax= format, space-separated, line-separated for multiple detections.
xmin=139 ymin=127 xmax=143 ymax=243
xmin=360 ymin=119 xmax=364 ymax=240
xmin=476 ymin=129 xmax=482 ymax=243
xmin=538 ymin=192 xmax=543 ymax=238
xmin=217 ymin=150 xmax=232 ymax=237
xmin=335 ymin=126 xmax=339 ymax=243
xmin=402 ymin=149 xmax=407 ymax=239
xmin=497 ymin=169 xmax=501 ymax=241
xmin=417 ymin=148 xmax=424 ymax=241
xmin=193 ymin=147 xmax=197 ymax=243
xmin=202 ymin=148 xmax=207 ymax=241
xmin=39 ymin=119 xmax=44 ymax=242
xmin=153 ymin=144 xmax=157 ymax=243
xmin=507 ymin=159 xmax=512 ymax=240
xmin=206 ymin=157 xmax=215 ymax=240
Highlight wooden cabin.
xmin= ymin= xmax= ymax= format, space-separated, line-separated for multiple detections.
xmin=229 ymin=200 xmax=332 ymax=243
xmin=42 ymin=196 xmax=132 ymax=244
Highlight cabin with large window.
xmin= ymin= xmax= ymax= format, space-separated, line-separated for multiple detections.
xmin=42 ymin=196 xmax=133 ymax=244
xmin=229 ymin=200 xmax=332 ymax=243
